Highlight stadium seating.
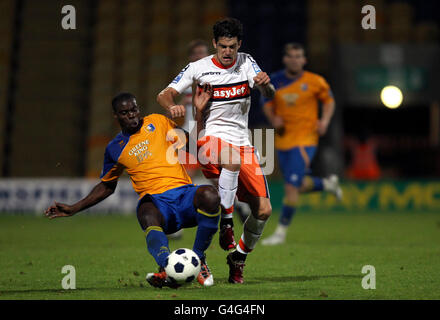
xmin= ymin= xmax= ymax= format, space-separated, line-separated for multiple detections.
xmin=334 ymin=1 xmax=358 ymax=43
xmin=0 ymin=0 xmax=15 ymax=173
xmin=86 ymin=0 xmax=119 ymax=177
xmin=83 ymin=0 xmax=226 ymax=177
xmin=7 ymin=0 xmax=91 ymax=177
xmin=307 ymin=0 xmax=331 ymax=73
xmin=0 ymin=0 xmax=228 ymax=177
xmin=386 ymin=2 xmax=413 ymax=43
xmin=413 ymin=21 xmax=440 ymax=43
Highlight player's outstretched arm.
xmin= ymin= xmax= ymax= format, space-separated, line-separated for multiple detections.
xmin=253 ymin=72 xmax=275 ymax=99
xmin=157 ymin=87 xmax=186 ymax=119
xmin=44 ymin=180 xmax=117 ymax=219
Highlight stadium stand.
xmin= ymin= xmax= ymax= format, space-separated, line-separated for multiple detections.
xmin=86 ymin=0 xmax=119 ymax=177
xmin=85 ymin=0 xmax=225 ymax=177
xmin=0 ymin=0 xmax=15 ymax=174
xmin=386 ymin=2 xmax=413 ymax=43
xmin=1 ymin=0 xmax=438 ymax=178
xmin=7 ymin=0 xmax=92 ymax=177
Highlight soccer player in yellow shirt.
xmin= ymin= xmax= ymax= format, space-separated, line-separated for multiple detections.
xmin=262 ymin=43 xmax=343 ymax=246
xmin=45 ymin=87 xmax=221 ymax=288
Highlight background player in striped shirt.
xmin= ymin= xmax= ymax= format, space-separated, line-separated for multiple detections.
xmin=262 ymin=43 xmax=343 ymax=246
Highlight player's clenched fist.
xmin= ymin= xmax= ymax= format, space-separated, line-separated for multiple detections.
xmin=253 ymin=72 xmax=271 ymax=86
xmin=168 ymin=104 xmax=186 ymax=118
xmin=254 ymin=72 xmax=275 ymax=99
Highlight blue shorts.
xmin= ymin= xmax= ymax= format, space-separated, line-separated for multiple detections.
xmin=137 ymin=184 xmax=204 ymax=235
xmin=278 ymin=146 xmax=317 ymax=187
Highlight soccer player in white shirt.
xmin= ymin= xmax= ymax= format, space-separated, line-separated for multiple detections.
xmin=157 ymin=18 xmax=275 ymax=283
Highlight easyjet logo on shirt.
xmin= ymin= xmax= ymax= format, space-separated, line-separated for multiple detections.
xmin=198 ymin=81 xmax=250 ymax=102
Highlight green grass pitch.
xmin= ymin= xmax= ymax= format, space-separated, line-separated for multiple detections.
xmin=0 ymin=211 xmax=439 ymax=300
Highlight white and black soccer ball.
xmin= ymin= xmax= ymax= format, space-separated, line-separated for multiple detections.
xmin=164 ymin=248 xmax=201 ymax=285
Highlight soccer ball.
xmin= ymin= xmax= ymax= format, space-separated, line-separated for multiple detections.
xmin=164 ymin=248 xmax=201 ymax=285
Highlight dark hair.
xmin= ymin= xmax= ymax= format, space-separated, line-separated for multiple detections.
xmin=187 ymin=39 xmax=209 ymax=56
xmin=213 ymin=17 xmax=243 ymax=42
xmin=283 ymin=42 xmax=306 ymax=56
xmin=111 ymin=92 xmax=136 ymax=112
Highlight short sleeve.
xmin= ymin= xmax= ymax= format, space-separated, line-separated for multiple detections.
xmin=154 ymin=113 xmax=177 ymax=131
xmin=100 ymin=145 xmax=124 ymax=182
xmin=155 ymin=114 xmax=186 ymax=149
xmin=316 ymin=76 xmax=334 ymax=104
xmin=168 ymin=63 xmax=195 ymax=94
xmin=245 ymin=54 xmax=262 ymax=88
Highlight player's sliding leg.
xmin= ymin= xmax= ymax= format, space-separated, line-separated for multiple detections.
xmin=218 ymin=146 xmax=241 ymax=251
xmin=227 ymin=196 xmax=271 ymax=284
xmin=144 ymin=226 xmax=179 ymax=288
xmin=192 ymin=185 xmax=221 ymax=287
xmin=137 ymin=200 xmax=168 ymax=267
xmin=136 ymin=200 xmax=178 ymax=288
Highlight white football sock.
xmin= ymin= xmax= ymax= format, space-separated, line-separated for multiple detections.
xmin=238 ymin=214 xmax=268 ymax=253
xmin=274 ymin=224 xmax=288 ymax=237
xmin=323 ymin=177 xmax=332 ymax=191
xmin=218 ymin=168 xmax=239 ymax=218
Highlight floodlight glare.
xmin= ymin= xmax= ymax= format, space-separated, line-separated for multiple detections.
xmin=380 ymin=85 xmax=403 ymax=109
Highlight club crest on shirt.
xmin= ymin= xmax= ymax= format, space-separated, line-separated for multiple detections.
xmin=145 ymin=123 xmax=156 ymax=133
xmin=301 ymin=83 xmax=308 ymax=91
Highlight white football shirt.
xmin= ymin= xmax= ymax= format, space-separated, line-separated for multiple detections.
xmin=168 ymin=53 xmax=262 ymax=146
